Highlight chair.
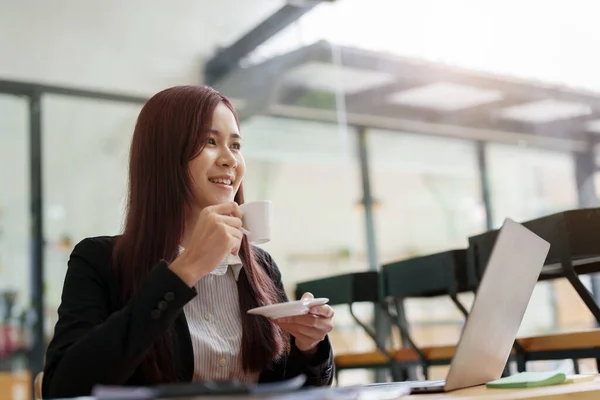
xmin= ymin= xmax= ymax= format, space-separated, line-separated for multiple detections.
xmin=469 ymin=208 xmax=600 ymax=322
xmin=380 ymin=250 xmax=471 ymax=379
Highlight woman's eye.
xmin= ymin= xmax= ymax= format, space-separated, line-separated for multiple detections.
xmin=231 ymin=143 xmax=241 ymax=150
xmin=207 ymin=138 xmax=216 ymax=145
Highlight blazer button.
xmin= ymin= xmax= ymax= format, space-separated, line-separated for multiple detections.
xmin=151 ymin=309 xmax=161 ymax=319
xmin=165 ymin=292 xmax=175 ymax=302
xmin=158 ymin=301 xmax=168 ymax=311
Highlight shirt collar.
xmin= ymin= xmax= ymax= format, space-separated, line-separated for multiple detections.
xmin=226 ymin=254 xmax=243 ymax=281
xmin=178 ymin=246 xmax=243 ymax=281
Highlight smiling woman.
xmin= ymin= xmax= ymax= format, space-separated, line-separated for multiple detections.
xmin=41 ymin=85 xmax=334 ymax=399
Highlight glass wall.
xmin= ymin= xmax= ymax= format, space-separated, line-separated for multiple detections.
xmin=368 ymin=130 xmax=484 ymax=262
xmin=42 ymin=95 xmax=141 ymax=339
xmin=366 ymin=129 xmax=483 ymax=380
xmin=240 ymin=116 xmax=363 ymax=286
xmin=487 ymin=144 xmax=578 ymax=227
xmin=0 ymin=94 xmax=29 ymax=371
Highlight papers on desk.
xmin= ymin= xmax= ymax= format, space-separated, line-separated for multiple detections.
xmin=564 ymin=374 xmax=596 ymax=384
xmin=92 ymin=386 xmax=156 ymax=399
xmin=92 ymin=374 xmax=306 ymax=399
xmin=92 ymin=380 xmax=411 ymax=400
xmin=273 ymin=384 xmax=411 ymax=400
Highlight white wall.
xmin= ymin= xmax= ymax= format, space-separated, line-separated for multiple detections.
xmin=0 ymin=0 xmax=283 ymax=94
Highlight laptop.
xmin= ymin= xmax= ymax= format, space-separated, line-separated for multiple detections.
xmin=387 ymin=218 xmax=550 ymax=394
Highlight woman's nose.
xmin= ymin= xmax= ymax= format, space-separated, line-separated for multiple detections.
xmin=217 ymin=147 xmax=236 ymax=168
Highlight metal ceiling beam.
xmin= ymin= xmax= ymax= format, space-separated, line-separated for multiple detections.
xmin=344 ymin=82 xmax=528 ymax=122
xmin=267 ymin=103 xmax=589 ymax=152
xmin=351 ymin=100 xmax=599 ymax=139
xmin=204 ymin=1 xmax=327 ymax=85
xmin=329 ymin=45 xmax=600 ymax=111
xmin=0 ymin=79 xmax=148 ymax=104
xmin=213 ymin=40 xmax=329 ymax=120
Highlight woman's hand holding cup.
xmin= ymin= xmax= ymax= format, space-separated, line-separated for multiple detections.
xmin=169 ymin=202 xmax=243 ymax=286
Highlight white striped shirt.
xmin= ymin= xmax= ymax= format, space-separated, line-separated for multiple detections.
xmin=182 ymin=254 xmax=260 ymax=384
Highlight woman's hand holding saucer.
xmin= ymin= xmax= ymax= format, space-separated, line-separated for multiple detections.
xmin=274 ymin=292 xmax=335 ymax=354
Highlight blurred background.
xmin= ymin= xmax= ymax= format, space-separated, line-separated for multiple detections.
xmin=2 ymin=0 xmax=600 ymax=397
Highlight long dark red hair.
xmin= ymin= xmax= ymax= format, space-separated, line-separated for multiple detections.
xmin=113 ymin=85 xmax=286 ymax=383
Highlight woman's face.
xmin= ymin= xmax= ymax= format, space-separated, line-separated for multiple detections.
xmin=189 ymin=102 xmax=246 ymax=210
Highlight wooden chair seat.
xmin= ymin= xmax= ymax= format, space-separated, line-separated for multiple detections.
xmin=335 ymin=350 xmax=390 ymax=368
xmin=334 ymin=344 xmax=457 ymax=369
xmin=334 ymin=330 xmax=600 ymax=371
xmin=0 ymin=371 xmax=31 ymax=400
xmin=517 ymin=329 xmax=600 ymax=352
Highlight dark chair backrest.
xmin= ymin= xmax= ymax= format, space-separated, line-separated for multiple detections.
xmin=295 ymin=271 xmax=380 ymax=306
xmin=467 ymin=208 xmax=600 ymax=285
xmin=382 ymin=250 xmax=469 ymax=299
xmin=560 ymin=208 xmax=600 ymax=258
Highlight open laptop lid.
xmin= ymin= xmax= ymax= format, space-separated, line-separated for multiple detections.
xmin=444 ymin=218 xmax=550 ymax=391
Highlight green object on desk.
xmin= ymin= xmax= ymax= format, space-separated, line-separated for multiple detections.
xmin=486 ymin=372 xmax=566 ymax=388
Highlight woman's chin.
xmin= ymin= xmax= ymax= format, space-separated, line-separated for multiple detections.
xmin=198 ymin=196 xmax=235 ymax=208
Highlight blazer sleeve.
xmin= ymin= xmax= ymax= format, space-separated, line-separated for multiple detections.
xmin=43 ymin=238 xmax=197 ymax=399
xmin=255 ymin=247 xmax=334 ymax=387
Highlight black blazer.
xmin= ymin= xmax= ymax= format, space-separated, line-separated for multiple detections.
xmin=42 ymin=236 xmax=334 ymax=399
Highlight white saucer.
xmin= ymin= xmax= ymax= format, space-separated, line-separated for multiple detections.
xmin=247 ymin=298 xmax=329 ymax=319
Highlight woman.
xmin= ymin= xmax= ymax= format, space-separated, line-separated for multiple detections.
xmin=42 ymin=85 xmax=335 ymax=399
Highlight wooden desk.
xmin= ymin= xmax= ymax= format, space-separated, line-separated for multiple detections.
xmin=162 ymin=377 xmax=600 ymax=400
xmin=402 ymin=377 xmax=600 ymax=399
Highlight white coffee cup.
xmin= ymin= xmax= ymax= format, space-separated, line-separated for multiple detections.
xmin=239 ymin=200 xmax=272 ymax=245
